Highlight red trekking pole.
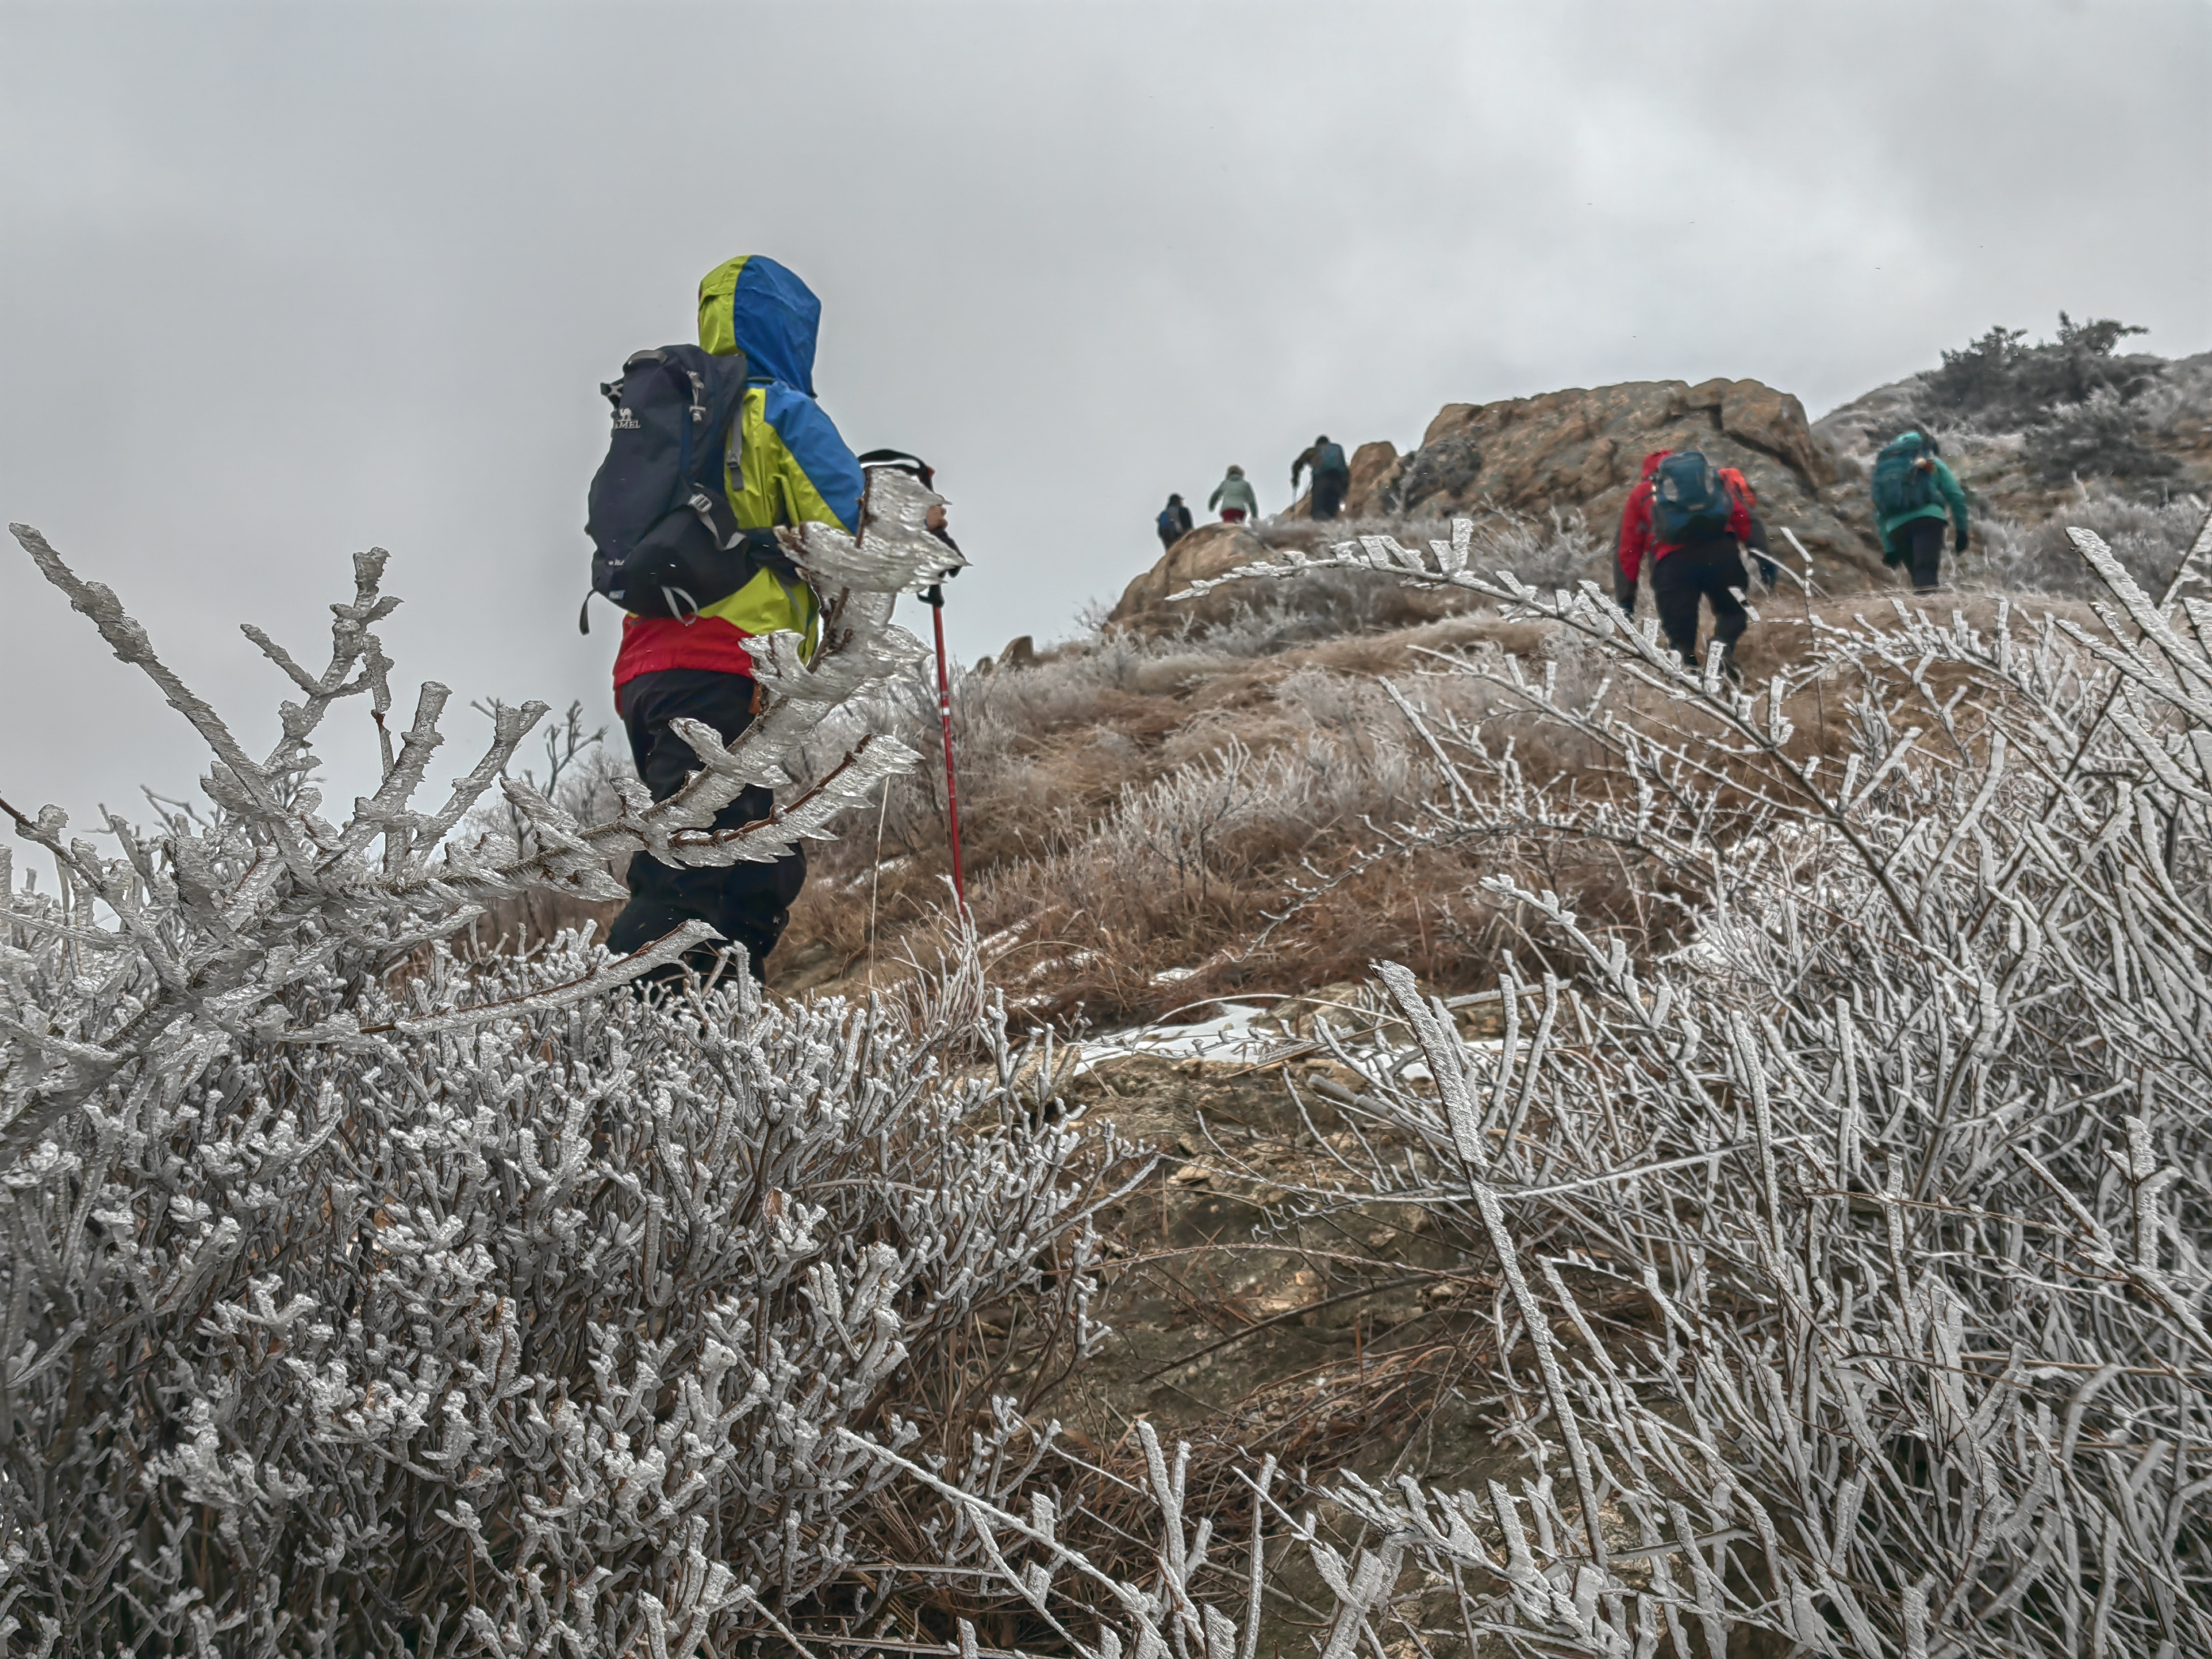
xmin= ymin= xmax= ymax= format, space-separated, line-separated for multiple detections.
xmin=857 ymin=449 xmax=967 ymax=915
xmin=922 ymin=582 xmax=967 ymax=914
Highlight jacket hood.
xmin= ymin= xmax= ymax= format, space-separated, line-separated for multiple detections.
xmin=697 ymin=255 xmax=822 ymax=394
xmin=1640 ymin=449 xmax=1672 ymax=481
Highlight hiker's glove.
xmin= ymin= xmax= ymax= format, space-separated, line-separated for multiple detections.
xmin=1954 ymin=529 xmax=1969 ymax=555
xmin=1615 ymin=578 xmax=1637 ymax=616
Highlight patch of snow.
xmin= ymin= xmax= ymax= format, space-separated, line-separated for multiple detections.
xmin=1071 ymin=1003 xmax=1506 ymax=1081
xmin=1075 ymin=1002 xmax=1281 ymax=1071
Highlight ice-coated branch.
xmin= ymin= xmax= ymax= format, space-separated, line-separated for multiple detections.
xmin=2 ymin=467 xmax=954 ymax=1132
xmin=0 ymin=487 xmax=1140 ymax=1658
xmin=1160 ymin=510 xmax=2212 ymax=1655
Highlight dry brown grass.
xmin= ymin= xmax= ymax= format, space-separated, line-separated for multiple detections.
xmin=773 ymin=578 xmax=2112 ymax=1031
xmin=443 ymin=567 xmax=2111 ymax=1033
xmin=777 ymin=611 xmax=1589 ymax=1021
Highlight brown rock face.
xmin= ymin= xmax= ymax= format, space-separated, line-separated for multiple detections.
xmin=1708 ymin=379 xmax=1834 ymax=488
xmin=1107 ymin=522 xmax=1274 ymax=629
xmin=1107 ymin=377 xmax=1903 ymax=628
xmin=1394 ymin=377 xmax=1883 ymax=588
xmin=1345 ymin=441 xmax=1405 ymax=516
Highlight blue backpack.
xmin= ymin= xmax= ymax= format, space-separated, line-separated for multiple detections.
xmin=1316 ymin=441 xmax=1348 ymax=475
xmin=1650 ymin=450 xmax=1734 ymax=544
xmin=1872 ymin=436 xmax=1940 ymax=519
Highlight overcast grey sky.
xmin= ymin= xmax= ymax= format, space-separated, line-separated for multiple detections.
xmin=3 ymin=0 xmax=2207 ymax=833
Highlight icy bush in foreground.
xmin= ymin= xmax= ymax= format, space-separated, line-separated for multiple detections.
xmin=0 ymin=482 xmax=1142 ymax=1654
xmin=1080 ymin=509 xmax=2212 ymax=1655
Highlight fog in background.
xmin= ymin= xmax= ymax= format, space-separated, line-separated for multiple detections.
xmin=3 ymin=0 xmax=2207 ymax=832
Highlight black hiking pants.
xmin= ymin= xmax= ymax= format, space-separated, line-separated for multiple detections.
xmin=1903 ymin=517 xmax=1945 ymax=593
xmin=1651 ymin=536 xmax=1751 ymax=672
xmin=606 ymin=668 xmax=805 ymax=981
xmin=1311 ymin=469 xmax=1350 ymax=521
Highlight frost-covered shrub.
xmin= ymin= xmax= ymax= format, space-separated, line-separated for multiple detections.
xmin=1118 ymin=510 xmax=2212 ymax=1654
xmin=1868 ymin=315 xmax=2205 ymax=501
xmin=2 ymin=473 xmax=952 ymax=1139
xmin=2025 ymin=385 xmax=2186 ymax=489
xmin=0 ymin=481 xmax=1139 ymax=1655
xmin=0 ymin=933 xmax=1115 ymax=1655
xmin=1925 ymin=313 xmax=2167 ymax=430
xmin=1260 ymin=503 xmax=1603 ymax=595
xmin=1970 ymin=487 xmax=2206 ymax=596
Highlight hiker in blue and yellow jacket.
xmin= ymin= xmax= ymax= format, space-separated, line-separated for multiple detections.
xmin=606 ymin=254 xmax=864 ymax=980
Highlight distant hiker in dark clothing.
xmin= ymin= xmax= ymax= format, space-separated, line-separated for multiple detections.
xmin=1293 ymin=435 xmax=1352 ymax=521
xmin=605 ymin=254 xmax=862 ymax=981
xmin=1615 ymin=448 xmax=1768 ymax=678
xmin=1872 ymin=428 xmax=1970 ymax=594
xmin=1157 ymin=494 xmax=1195 ymax=551
xmin=1209 ymin=466 xmax=1259 ymax=523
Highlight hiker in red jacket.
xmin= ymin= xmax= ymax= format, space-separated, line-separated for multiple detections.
xmin=1615 ymin=449 xmax=1770 ymax=678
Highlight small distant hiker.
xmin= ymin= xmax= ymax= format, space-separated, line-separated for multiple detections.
xmin=1157 ymin=493 xmax=1195 ymax=552
xmin=1872 ymin=428 xmax=1969 ymax=593
xmin=1209 ymin=465 xmax=1259 ymax=523
xmin=590 ymin=254 xmax=864 ymax=982
xmin=1614 ymin=448 xmax=1769 ymax=678
xmin=1292 ymin=434 xmax=1352 ymax=521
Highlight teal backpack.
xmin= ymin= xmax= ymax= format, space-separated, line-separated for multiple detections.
xmin=1650 ymin=450 xmax=1734 ymax=544
xmin=1872 ymin=435 xmax=1940 ymax=519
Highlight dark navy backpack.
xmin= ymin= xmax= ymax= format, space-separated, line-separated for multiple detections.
xmin=581 ymin=344 xmax=773 ymax=632
xmin=1316 ymin=440 xmax=1348 ymax=475
xmin=1650 ymin=450 xmax=1735 ymax=544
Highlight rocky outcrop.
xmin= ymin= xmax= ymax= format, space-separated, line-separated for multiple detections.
xmin=1346 ymin=440 xmax=1406 ymax=516
xmin=1407 ymin=377 xmax=1835 ymax=504
xmin=1107 ymin=522 xmax=1273 ymax=629
xmin=1379 ymin=375 xmax=1883 ymax=588
xmin=974 ymin=634 xmax=1037 ymax=676
xmin=1110 ymin=373 xmax=2061 ymax=625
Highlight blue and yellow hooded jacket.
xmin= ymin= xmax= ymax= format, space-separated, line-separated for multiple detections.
xmin=613 ymin=255 xmax=864 ymax=688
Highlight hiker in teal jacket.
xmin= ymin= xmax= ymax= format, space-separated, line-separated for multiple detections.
xmin=1874 ymin=429 xmax=1970 ymax=594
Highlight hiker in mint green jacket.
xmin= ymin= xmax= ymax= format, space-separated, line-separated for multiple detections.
xmin=1209 ymin=465 xmax=1260 ymax=524
xmin=1872 ymin=428 xmax=1970 ymax=594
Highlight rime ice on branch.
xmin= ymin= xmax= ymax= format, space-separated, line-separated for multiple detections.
xmin=1 ymin=469 xmax=954 ymax=1142
xmin=0 ymin=475 xmax=1147 ymax=1656
xmin=1109 ymin=505 xmax=2212 ymax=1655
